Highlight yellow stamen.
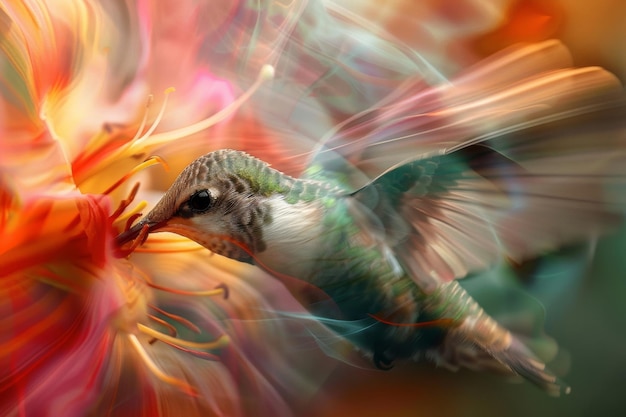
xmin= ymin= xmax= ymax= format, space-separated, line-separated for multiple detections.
xmin=148 ymin=314 xmax=178 ymax=337
xmin=130 ymin=94 xmax=154 ymax=142
xmin=137 ymin=323 xmax=229 ymax=350
xmin=115 ymin=200 xmax=147 ymax=224
xmin=145 ymin=64 xmax=275 ymax=145
xmin=74 ymin=89 xmax=173 ymax=188
xmin=132 ymin=88 xmax=176 ymax=147
xmin=150 ymin=304 xmax=201 ymax=334
xmin=133 ymin=260 xmax=228 ymax=297
xmin=135 ymin=236 xmax=205 ymax=253
xmin=145 ymin=281 xmax=228 ymax=297
xmin=103 ymin=155 xmax=169 ymax=196
xmin=109 ymin=182 xmax=141 ymax=223
xmin=127 ymin=334 xmax=197 ymax=396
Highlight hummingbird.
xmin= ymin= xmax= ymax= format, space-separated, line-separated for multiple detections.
xmin=117 ymin=41 xmax=626 ymax=396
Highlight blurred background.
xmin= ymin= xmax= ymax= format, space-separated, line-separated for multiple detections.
xmin=299 ymin=1 xmax=626 ymax=416
xmin=4 ymin=0 xmax=623 ymax=415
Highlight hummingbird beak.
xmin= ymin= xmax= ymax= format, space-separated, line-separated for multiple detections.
xmin=115 ymin=219 xmax=168 ymax=247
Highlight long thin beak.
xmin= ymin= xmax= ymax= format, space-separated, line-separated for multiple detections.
xmin=115 ymin=220 xmax=165 ymax=247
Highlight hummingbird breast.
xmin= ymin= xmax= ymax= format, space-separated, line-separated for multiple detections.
xmin=254 ymin=195 xmax=330 ymax=277
xmin=255 ymin=192 xmax=446 ymax=357
xmin=253 ymin=189 xmax=538 ymax=382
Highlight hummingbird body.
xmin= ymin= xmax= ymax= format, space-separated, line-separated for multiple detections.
xmin=230 ymin=157 xmax=525 ymax=375
xmin=118 ymin=149 xmax=571 ymax=395
xmin=251 ymin=176 xmax=442 ymax=360
xmin=116 ymin=40 xmax=626 ymax=397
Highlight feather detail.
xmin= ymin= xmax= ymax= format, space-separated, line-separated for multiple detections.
xmin=352 ymin=100 xmax=626 ymax=286
xmin=312 ymin=40 xmax=623 ymax=187
xmin=427 ymin=281 xmax=569 ymax=396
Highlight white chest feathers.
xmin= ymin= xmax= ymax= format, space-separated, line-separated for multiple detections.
xmin=255 ymin=195 xmax=328 ymax=279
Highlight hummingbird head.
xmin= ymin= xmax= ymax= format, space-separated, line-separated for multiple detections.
xmin=116 ymin=149 xmax=287 ymax=262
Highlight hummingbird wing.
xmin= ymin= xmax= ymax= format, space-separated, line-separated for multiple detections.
xmin=304 ymin=40 xmax=624 ymax=190
xmin=350 ymin=100 xmax=626 ymax=289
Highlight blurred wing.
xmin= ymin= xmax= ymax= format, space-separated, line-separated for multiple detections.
xmin=308 ymin=40 xmax=624 ymax=189
xmin=352 ymin=100 xmax=626 ymax=290
xmin=232 ymin=0 xmax=449 ymax=177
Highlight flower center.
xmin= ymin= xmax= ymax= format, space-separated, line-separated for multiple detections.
xmin=103 ymin=64 xmax=275 ymax=395
xmin=106 ymin=159 xmax=229 ymax=396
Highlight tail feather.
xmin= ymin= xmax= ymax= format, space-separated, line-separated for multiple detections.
xmin=489 ymin=336 xmax=570 ymax=396
xmin=432 ymin=332 xmax=570 ymax=396
xmin=428 ymin=289 xmax=571 ymax=396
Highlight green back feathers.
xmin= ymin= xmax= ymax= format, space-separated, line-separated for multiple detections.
xmin=198 ymin=149 xmax=290 ymax=195
xmin=209 ymin=150 xmax=338 ymax=204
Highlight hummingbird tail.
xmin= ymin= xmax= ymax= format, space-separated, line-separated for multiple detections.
xmin=489 ymin=336 xmax=571 ymax=397
xmin=429 ymin=282 xmax=570 ymax=395
xmin=435 ymin=324 xmax=570 ymax=396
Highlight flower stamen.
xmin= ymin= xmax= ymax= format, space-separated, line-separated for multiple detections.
xmin=108 ymin=182 xmax=141 ymax=222
xmin=130 ymin=94 xmax=154 ymax=143
xmin=127 ymin=333 xmax=198 ymax=396
xmin=149 ymin=304 xmax=201 ymax=334
xmin=123 ymin=212 xmax=145 ymax=232
xmin=145 ymin=281 xmax=229 ymax=299
xmin=145 ymin=307 xmax=220 ymax=359
xmin=144 ymin=64 xmax=275 ymax=146
xmin=103 ymin=155 xmax=169 ymax=197
xmin=137 ymin=323 xmax=229 ymax=350
xmin=132 ymin=88 xmax=176 ymax=147
xmin=133 ymin=239 xmax=205 ymax=253
xmin=148 ymin=314 xmax=178 ymax=341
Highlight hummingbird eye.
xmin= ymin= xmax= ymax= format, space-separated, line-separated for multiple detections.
xmin=188 ymin=189 xmax=213 ymax=213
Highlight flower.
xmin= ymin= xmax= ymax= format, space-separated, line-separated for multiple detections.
xmin=0 ymin=1 xmax=339 ymax=416
xmin=3 ymin=0 xmax=624 ymax=416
